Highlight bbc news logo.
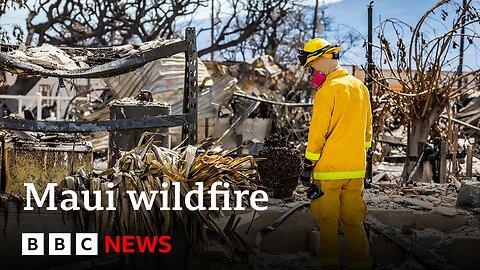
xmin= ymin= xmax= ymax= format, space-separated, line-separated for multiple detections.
xmin=22 ymin=233 xmax=172 ymax=255
xmin=22 ymin=233 xmax=98 ymax=255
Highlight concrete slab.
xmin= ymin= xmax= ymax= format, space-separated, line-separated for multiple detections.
xmin=369 ymin=209 xmax=480 ymax=269
xmin=369 ymin=209 xmax=477 ymax=231
xmin=232 ymin=207 xmax=480 ymax=269
xmin=235 ymin=207 xmax=317 ymax=253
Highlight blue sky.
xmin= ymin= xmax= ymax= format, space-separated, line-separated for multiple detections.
xmin=189 ymin=0 xmax=479 ymax=68
xmin=1 ymin=0 xmax=478 ymax=68
xmin=322 ymin=0 xmax=479 ymax=69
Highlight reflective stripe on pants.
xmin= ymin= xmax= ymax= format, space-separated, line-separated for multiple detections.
xmin=310 ymin=179 xmax=372 ymax=270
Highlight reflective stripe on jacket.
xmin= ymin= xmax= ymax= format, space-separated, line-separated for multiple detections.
xmin=305 ymin=68 xmax=372 ymax=180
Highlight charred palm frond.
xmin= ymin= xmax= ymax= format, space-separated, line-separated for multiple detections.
xmin=59 ymin=138 xmax=259 ymax=259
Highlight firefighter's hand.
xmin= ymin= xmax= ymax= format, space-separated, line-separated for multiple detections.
xmin=299 ymin=167 xmax=313 ymax=187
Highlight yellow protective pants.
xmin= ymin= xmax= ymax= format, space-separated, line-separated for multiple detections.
xmin=310 ymin=179 xmax=371 ymax=270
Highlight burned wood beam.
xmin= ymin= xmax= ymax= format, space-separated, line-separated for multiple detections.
xmin=441 ymin=115 xmax=480 ymax=133
xmin=377 ymin=134 xmax=407 ymax=146
xmin=233 ymin=92 xmax=313 ymax=107
xmin=384 ymin=156 xmax=407 ymax=163
xmin=0 ymin=41 xmax=188 ymax=78
xmin=0 ymin=114 xmax=188 ymax=133
xmin=365 ymin=215 xmax=458 ymax=270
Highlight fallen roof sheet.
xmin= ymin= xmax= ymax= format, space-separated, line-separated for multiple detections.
xmin=82 ymin=74 xmax=237 ymax=122
xmin=104 ymin=53 xmax=213 ymax=102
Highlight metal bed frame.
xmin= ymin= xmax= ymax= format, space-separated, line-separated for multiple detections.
xmin=0 ymin=27 xmax=199 ymax=145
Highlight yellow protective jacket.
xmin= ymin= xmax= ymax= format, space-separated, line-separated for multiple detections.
xmin=305 ymin=68 xmax=372 ymax=180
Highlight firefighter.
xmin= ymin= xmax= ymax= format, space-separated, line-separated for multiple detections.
xmin=298 ymin=38 xmax=373 ymax=270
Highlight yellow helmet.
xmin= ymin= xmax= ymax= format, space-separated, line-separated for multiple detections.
xmin=298 ymin=38 xmax=341 ymax=67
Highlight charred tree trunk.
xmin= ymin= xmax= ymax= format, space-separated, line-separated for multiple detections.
xmin=403 ymin=118 xmax=430 ymax=182
xmin=403 ymin=104 xmax=444 ymax=182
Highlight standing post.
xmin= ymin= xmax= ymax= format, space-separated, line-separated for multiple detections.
xmin=366 ymin=2 xmax=374 ymax=95
xmin=211 ymin=0 xmax=215 ymax=61
xmin=457 ymin=0 xmax=467 ymax=89
xmin=182 ymin=27 xmax=198 ymax=145
xmin=451 ymin=126 xmax=458 ymax=178
xmin=417 ymin=141 xmax=425 ymax=182
xmin=466 ymin=144 xmax=473 ymax=179
xmin=365 ymin=1 xmax=374 ymax=182
xmin=236 ymin=134 xmax=243 ymax=157
xmin=439 ymin=141 xmax=448 ymax=184
xmin=205 ymin=117 xmax=209 ymax=138
xmin=312 ymin=0 xmax=319 ymax=38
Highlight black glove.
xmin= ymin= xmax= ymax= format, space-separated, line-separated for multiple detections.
xmin=300 ymin=158 xmax=314 ymax=187
xmin=300 ymin=169 xmax=312 ymax=186
xmin=307 ymin=184 xmax=325 ymax=199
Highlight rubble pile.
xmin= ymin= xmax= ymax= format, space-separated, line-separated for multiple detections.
xmin=457 ymin=89 xmax=480 ymax=139
xmin=363 ymin=177 xmax=480 ymax=217
xmin=3 ymin=39 xmax=182 ymax=72
xmin=206 ymin=55 xmax=313 ymax=150
xmin=364 ymin=183 xmax=461 ymax=213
